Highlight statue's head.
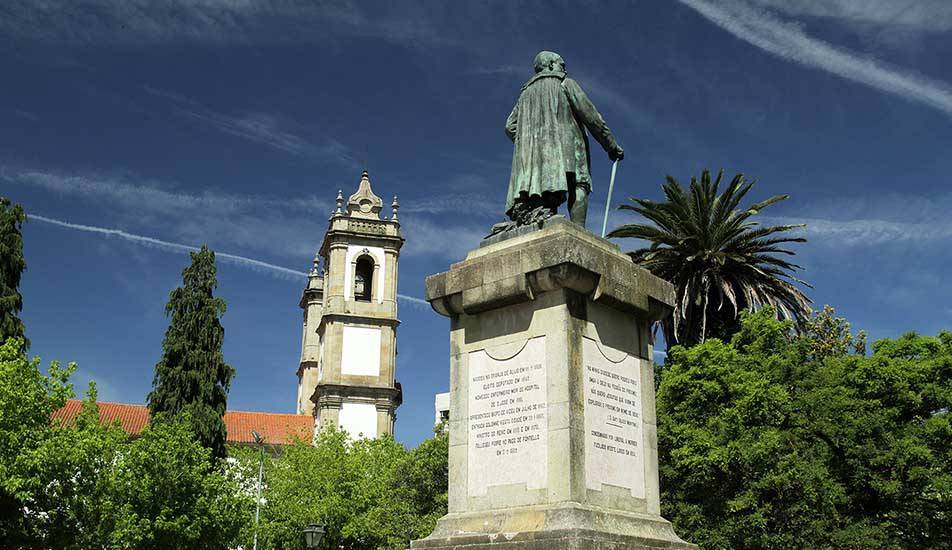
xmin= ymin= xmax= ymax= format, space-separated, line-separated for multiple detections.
xmin=533 ymin=51 xmax=565 ymax=74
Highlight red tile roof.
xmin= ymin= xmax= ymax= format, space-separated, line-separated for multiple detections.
xmin=52 ymin=400 xmax=314 ymax=446
xmin=221 ymin=409 xmax=314 ymax=445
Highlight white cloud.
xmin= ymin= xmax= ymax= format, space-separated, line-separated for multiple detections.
xmin=7 ymin=109 xmax=39 ymax=121
xmin=797 ymin=191 xmax=952 ymax=226
xmin=610 ymin=189 xmax=952 ymax=248
xmin=751 ymin=0 xmax=952 ymax=33
xmin=183 ymin=110 xmax=350 ymax=162
xmin=3 ymin=165 xmax=490 ymax=264
xmin=0 ymin=0 xmax=459 ymax=48
xmin=140 ymin=85 xmax=199 ymax=105
xmin=470 ymin=65 xmax=523 ymax=76
xmin=568 ymin=74 xmax=713 ymax=164
xmin=1 ymin=0 xmax=327 ymax=43
xmin=678 ymin=0 xmax=952 ymax=117
xmin=762 ymin=190 xmax=952 ymax=247
xmin=2 ymin=166 xmax=284 ymax=215
xmin=768 ymin=216 xmax=952 ymax=246
xmin=579 ymin=76 xmax=659 ymax=133
xmin=399 ymin=216 xmax=486 ymax=261
xmin=399 ymin=194 xmax=500 ymax=218
xmin=1 ymin=165 xmax=327 ymax=259
xmin=143 ymin=86 xmax=356 ymax=166
xmin=761 ymin=191 xmax=952 ymax=246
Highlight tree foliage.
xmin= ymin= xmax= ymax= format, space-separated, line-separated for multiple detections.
xmin=0 ymin=337 xmax=73 ymax=545
xmin=19 ymin=383 xmax=129 ymax=548
xmin=148 ymin=245 xmax=234 ymax=460
xmin=0 ymin=198 xmax=28 ymax=349
xmin=0 ymin=338 xmax=251 ymax=549
xmin=77 ymin=417 xmax=250 ymax=549
xmin=657 ymin=308 xmax=952 ymax=549
xmin=242 ymin=427 xmax=449 ymax=550
xmin=608 ymin=170 xmax=811 ymax=347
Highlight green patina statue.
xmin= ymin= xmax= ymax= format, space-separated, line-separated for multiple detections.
xmin=497 ymin=51 xmax=624 ymax=233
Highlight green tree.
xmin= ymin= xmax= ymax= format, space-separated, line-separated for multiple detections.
xmin=249 ymin=427 xmax=449 ymax=550
xmin=657 ymin=308 xmax=952 ymax=549
xmin=83 ymin=417 xmax=251 ymax=549
xmin=398 ymin=425 xmax=450 ymax=532
xmin=348 ymin=427 xmax=449 ymax=548
xmin=148 ymin=245 xmax=234 ymax=460
xmin=18 ymin=382 xmax=129 ymax=548
xmin=0 ymin=337 xmax=74 ymax=545
xmin=1 ymin=337 xmax=250 ymax=549
xmin=29 ymin=405 xmax=250 ymax=550
xmin=251 ymin=430 xmax=357 ymax=549
xmin=608 ymin=170 xmax=811 ymax=347
xmin=0 ymin=198 xmax=28 ymax=349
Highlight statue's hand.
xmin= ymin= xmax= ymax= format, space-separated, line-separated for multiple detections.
xmin=609 ymin=147 xmax=624 ymax=162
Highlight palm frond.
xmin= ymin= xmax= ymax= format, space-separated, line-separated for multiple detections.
xmin=609 ymin=169 xmax=812 ymax=347
xmin=747 ymin=194 xmax=789 ymax=214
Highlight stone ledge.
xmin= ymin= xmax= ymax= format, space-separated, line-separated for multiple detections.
xmin=416 ymin=503 xmax=694 ymax=548
xmin=311 ymin=384 xmax=402 ymax=407
xmin=426 ymin=219 xmax=674 ymax=319
xmin=412 ymin=527 xmax=697 ymax=550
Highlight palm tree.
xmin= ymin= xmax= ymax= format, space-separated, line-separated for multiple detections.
xmin=608 ymin=169 xmax=811 ymax=348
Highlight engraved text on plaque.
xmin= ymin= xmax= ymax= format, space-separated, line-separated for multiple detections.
xmin=467 ymin=336 xmax=547 ymax=496
xmin=583 ymin=337 xmax=645 ymax=498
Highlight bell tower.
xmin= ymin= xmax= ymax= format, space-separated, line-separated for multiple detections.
xmin=296 ymin=171 xmax=404 ymax=439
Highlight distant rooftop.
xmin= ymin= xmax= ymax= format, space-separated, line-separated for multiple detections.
xmin=53 ymin=400 xmax=313 ymax=446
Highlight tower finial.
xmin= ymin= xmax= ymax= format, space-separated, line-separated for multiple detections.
xmin=335 ymin=189 xmax=344 ymax=214
xmin=346 ymin=170 xmax=383 ymax=219
xmin=309 ymin=254 xmax=320 ymax=275
xmin=391 ymin=195 xmax=400 ymax=221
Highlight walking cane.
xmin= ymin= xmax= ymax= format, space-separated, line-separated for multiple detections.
xmin=600 ymin=160 xmax=619 ymax=238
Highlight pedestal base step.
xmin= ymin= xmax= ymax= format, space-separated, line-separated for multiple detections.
xmin=412 ymin=528 xmax=698 ymax=550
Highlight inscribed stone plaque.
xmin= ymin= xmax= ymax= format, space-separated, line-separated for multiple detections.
xmin=467 ymin=336 xmax=547 ymax=496
xmin=583 ymin=337 xmax=645 ymax=498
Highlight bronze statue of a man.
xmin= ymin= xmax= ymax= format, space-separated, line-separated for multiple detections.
xmin=504 ymin=51 xmax=624 ymax=227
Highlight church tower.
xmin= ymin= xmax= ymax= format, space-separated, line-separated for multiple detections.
xmin=296 ymin=171 xmax=404 ymax=438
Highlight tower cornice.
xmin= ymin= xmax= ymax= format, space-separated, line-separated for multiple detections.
xmin=315 ymin=311 xmax=401 ymax=330
xmin=319 ymin=217 xmax=404 ymax=258
xmin=311 ymin=384 xmax=402 ymax=405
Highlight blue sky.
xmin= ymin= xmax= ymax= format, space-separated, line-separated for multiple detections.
xmin=2 ymin=0 xmax=951 ymax=447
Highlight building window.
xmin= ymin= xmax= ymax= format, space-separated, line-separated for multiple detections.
xmin=354 ymin=255 xmax=374 ymax=302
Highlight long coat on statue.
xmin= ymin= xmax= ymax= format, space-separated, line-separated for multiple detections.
xmin=505 ymin=71 xmax=620 ymax=215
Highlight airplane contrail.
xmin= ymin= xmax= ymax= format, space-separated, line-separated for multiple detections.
xmin=28 ymin=214 xmax=430 ymax=306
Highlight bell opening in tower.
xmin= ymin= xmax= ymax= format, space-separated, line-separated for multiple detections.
xmin=354 ymin=255 xmax=374 ymax=302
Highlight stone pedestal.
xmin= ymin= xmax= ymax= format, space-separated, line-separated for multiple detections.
xmin=413 ymin=218 xmax=695 ymax=550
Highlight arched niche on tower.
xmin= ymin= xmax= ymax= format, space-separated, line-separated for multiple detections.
xmin=353 ymin=254 xmax=375 ymax=302
xmin=344 ymin=245 xmax=385 ymax=303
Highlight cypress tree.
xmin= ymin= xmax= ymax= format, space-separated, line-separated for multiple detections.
xmin=0 ymin=198 xmax=27 ymax=350
xmin=148 ymin=245 xmax=234 ymax=460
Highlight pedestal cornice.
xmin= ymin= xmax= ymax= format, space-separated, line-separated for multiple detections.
xmin=425 ymin=218 xmax=674 ymax=319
